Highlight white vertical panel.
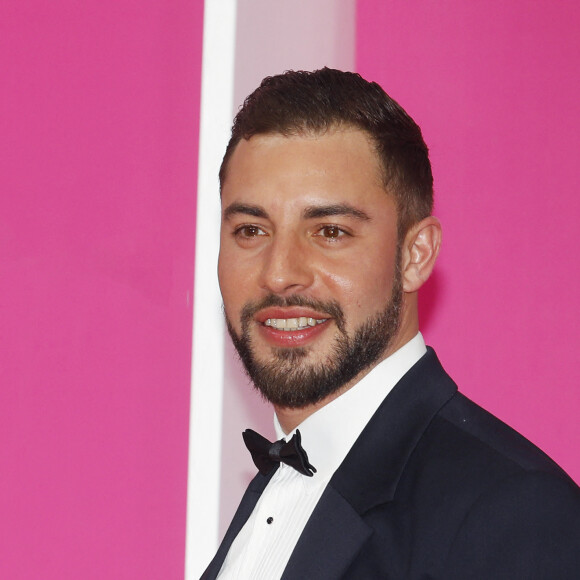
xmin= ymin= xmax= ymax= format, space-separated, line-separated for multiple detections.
xmin=187 ymin=1 xmax=357 ymax=576
xmin=233 ymin=0 xmax=356 ymax=109
xmin=185 ymin=0 xmax=237 ymax=578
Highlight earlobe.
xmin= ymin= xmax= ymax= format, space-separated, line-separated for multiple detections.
xmin=401 ymin=217 xmax=442 ymax=293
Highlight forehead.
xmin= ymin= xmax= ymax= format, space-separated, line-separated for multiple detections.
xmin=221 ymin=128 xmax=388 ymax=211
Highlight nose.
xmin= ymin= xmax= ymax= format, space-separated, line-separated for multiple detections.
xmin=258 ymin=233 xmax=314 ymax=295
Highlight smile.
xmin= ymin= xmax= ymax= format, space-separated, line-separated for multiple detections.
xmin=264 ymin=317 xmax=328 ymax=331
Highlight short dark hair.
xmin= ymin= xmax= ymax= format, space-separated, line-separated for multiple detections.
xmin=220 ymin=68 xmax=433 ymax=238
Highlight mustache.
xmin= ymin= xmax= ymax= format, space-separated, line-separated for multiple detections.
xmin=239 ymin=294 xmax=345 ymax=332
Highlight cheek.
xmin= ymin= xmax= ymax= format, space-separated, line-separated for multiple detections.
xmin=323 ymin=253 xmax=396 ymax=307
xmin=218 ymin=252 xmax=242 ymax=312
xmin=218 ymin=249 xmax=261 ymax=326
xmin=325 ymin=273 xmax=359 ymax=309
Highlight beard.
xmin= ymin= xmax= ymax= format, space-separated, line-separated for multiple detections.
xmin=225 ymin=264 xmax=403 ymax=409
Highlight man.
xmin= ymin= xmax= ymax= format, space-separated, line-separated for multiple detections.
xmin=202 ymin=68 xmax=580 ymax=579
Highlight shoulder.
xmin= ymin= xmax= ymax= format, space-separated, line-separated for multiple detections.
xmin=434 ymin=391 xmax=573 ymax=479
xmin=405 ymin=389 xmax=578 ymax=511
xmin=442 ymin=467 xmax=580 ymax=578
xmin=407 ymin=392 xmax=580 ymax=578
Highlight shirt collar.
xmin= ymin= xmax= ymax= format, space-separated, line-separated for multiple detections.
xmin=274 ymin=333 xmax=427 ymax=483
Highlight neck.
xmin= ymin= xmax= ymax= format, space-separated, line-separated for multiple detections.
xmin=273 ymin=346 xmax=396 ymax=434
xmin=274 ymin=386 xmax=347 ymax=434
xmin=274 ymin=303 xmax=419 ymax=434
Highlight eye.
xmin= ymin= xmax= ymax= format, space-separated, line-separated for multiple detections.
xmin=233 ymin=224 xmax=267 ymax=239
xmin=315 ymin=225 xmax=349 ymax=239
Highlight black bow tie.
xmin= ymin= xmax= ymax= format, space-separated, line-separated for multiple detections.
xmin=243 ymin=428 xmax=317 ymax=477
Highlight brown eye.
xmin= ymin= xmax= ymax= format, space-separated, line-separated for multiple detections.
xmin=243 ymin=225 xmax=260 ymax=237
xmin=321 ymin=226 xmax=342 ymax=238
xmin=236 ymin=225 xmax=265 ymax=238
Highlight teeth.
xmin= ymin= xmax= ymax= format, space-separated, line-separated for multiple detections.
xmin=265 ymin=317 xmax=327 ymax=331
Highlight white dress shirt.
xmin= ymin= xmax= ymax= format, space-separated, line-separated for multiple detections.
xmin=218 ymin=333 xmax=427 ymax=579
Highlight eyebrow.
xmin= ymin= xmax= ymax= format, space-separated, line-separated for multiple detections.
xmin=302 ymin=204 xmax=370 ymax=221
xmin=222 ymin=201 xmax=371 ymax=222
xmin=223 ymin=202 xmax=269 ymax=221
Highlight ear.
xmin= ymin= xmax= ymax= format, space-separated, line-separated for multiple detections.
xmin=400 ymin=216 xmax=442 ymax=293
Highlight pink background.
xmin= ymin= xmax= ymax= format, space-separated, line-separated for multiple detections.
xmin=1 ymin=2 xmax=202 ymax=578
xmin=358 ymin=0 xmax=580 ymax=481
xmin=2 ymin=1 xmax=579 ymax=578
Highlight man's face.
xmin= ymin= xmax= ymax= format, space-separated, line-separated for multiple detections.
xmin=218 ymin=128 xmax=404 ymax=408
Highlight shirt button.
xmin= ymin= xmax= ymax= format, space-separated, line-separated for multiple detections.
xmin=266 ymin=517 xmax=274 ymax=524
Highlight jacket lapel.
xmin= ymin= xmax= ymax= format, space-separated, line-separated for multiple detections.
xmin=333 ymin=348 xmax=457 ymax=511
xmin=281 ymin=485 xmax=372 ymax=580
xmin=282 ymin=348 xmax=457 ymax=578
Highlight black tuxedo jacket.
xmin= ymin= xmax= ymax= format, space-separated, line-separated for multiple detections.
xmin=202 ymin=349 xmax=580 ymax=579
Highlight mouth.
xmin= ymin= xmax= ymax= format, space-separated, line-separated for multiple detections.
xmin=254 ymin=307 xmax=333 ymax=347
xmin=264 ymin=317 xmax=328 ymax=331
